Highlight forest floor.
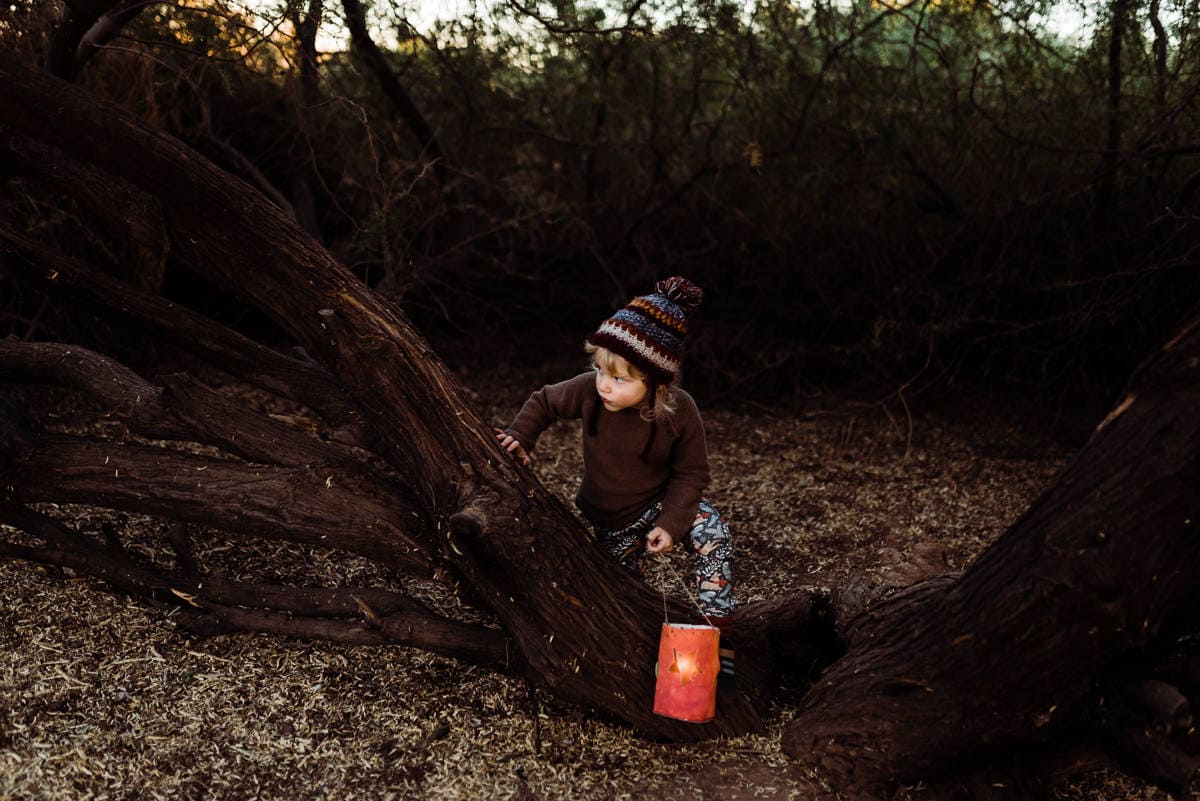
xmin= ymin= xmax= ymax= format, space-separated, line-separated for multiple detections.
xmin=0 ymin=364 xmax=1178 ymax=800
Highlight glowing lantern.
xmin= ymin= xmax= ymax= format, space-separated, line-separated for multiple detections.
xmin=653 ymin=622 xmax=720 ymax=723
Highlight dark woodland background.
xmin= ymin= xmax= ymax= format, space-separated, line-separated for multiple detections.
xmin=4 ymin=0 xmax=1200 ymax=407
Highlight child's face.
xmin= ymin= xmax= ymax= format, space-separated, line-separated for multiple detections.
xmin=593 ymin=356 xmax=649 ymax=412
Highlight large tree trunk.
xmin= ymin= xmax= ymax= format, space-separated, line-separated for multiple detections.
xmin=0 ymin=55 xmax=766 ymax=740
xmin=3 ymin=54 xmax=1200 ymax=798
xmin=782 ymin=315 xmax=1200 ymax=793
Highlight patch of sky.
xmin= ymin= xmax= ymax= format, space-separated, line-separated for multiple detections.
xmin=232 ymin=0 xmax=1143 ymax=56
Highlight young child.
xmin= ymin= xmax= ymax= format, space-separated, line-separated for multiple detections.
xmin=496 ymin=276 xmax=734 ymax=618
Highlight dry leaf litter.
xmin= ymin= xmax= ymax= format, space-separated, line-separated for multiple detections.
xmin=0 ymin=368 xmax=1178 ymax=800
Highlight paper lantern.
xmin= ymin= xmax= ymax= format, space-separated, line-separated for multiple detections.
xmin=653 ymin=622 xmax=720 ymax=723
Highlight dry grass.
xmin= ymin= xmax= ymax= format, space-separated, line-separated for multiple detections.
xmin=0 ymin=371 xmax=1183 ymax=800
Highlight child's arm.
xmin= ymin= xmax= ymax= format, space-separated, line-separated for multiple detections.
xmin=498 ymin=372 xmax=592 ymax=462
xmin=653 ymin=394 xmax=711 ymax=541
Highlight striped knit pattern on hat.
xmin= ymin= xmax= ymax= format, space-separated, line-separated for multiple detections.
xmin=587 ymin=276 xmax=702 ymax=385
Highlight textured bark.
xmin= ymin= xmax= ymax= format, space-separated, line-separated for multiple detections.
xmin=0 ymin=133 xmax=168 ymax=291
xmin=0 ymin=55 xmax=767 ymax=741
xmin=0 ymin=340 xmax=361 ymax=466
xmin=0 ymin=227 xmax=359 ymax=430
xmin=781 ymin=314 xmax=1200 ymax=791
xmin=4 ymin=429 xmax=431 ymax=572
xmin=0 ymin=505 xmax=509 ymax=668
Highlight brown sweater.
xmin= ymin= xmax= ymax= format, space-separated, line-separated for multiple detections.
xmin=505 ymin=371 xmax=710 ymax=538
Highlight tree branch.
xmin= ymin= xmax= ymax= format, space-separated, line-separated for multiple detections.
xmin=0 ymin=503 xmax=512 ymax=670
xmin=340 ymin=0 xmax=450 ymax=184
xmin=0 ymin=227 xmax=362 ymax=432
xmin=0 ymin=428 xmax=434 ymax=574
xmin=0 ymin=339 xmax=382 ymax=471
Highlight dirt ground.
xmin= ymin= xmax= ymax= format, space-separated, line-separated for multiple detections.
xmin=0 ymin=367 xmax=1182 ymax=800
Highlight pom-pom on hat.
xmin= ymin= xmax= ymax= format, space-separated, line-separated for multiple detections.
xmin=587 ymin=276 xmax=703 ymax=385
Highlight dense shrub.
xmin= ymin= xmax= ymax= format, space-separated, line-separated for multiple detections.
xmin=4 ymin=0 xmax=1200 ymax=402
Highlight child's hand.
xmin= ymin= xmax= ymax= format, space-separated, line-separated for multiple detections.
xmin=494 ymin=428 xmax=532 ymax=465
xmin=646 ymin=526 xmax=674 ymax=554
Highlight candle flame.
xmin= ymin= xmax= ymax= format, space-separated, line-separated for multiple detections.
xmin=669 ymin=648 xmax=700 ymax=686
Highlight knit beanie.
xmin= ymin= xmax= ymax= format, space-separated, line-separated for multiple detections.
xmin=587 ymin=276 xmax=703 ymax=385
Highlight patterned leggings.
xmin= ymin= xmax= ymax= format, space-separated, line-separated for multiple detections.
xmin=594 ymin=499 xmax=735 ymax=616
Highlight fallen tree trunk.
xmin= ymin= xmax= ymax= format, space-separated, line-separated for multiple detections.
xmin=781 ymin=315 xmax=1200 ymax=793
xmin=0 ymin=54 xmax=769 ymax=741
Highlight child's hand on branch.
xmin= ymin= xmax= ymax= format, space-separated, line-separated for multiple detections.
xmin=494 ymin=428 xmax=532 ymax=465
xmin=646 ymin=526 xmax=674 ymax=554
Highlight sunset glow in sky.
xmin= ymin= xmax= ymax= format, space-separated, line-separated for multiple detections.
xmin=283 ymin=0 xmax=1099 ymax=53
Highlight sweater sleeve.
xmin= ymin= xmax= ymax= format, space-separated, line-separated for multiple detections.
xmin=655 ymin=395 xmax=711 ymax=538
xmin=504 ymin=372 xmax=593 ymax=451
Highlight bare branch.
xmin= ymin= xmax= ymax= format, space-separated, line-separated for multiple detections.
xmin=0 ymin=228 xmax=362 ymax=433
xmin=340 ymin=0 xmax=450 ymax=183
xmin=0 ymin=504 xmax=512 ymax=670
xmin=0 ymin=340 xmax=387 ymax=475
xmin=0 ymin=428 xmax=434 ymax=574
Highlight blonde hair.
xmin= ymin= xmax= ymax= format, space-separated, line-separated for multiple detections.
xmin=586 ymin=344 xmax=679 ymax=421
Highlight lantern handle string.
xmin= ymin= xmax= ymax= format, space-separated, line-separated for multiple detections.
xmin=651 ymin=553 xmax=714 ymax=627
xmin=660 ymin=570 xmax=669 ymax=624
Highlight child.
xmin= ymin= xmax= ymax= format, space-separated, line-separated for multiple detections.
xmin=496 ymin=276 xmax=734 ymax=618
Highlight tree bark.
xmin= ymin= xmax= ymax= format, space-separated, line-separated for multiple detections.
xmin=0 ymin=504 xmax=511 ymax=669
xmin=781 ymin=314 xmax=1200 ymax=792
xmin=288 ymin=0 xmax=324 ymax=238
xmin=4 ymin=428 xmax=431 ymax=570
xmin=0 ymin=226 xmax=360 ymax=429
xmin=340 ymin=0 xmax=449 ymax=184
xmin=0 ymin=54 xmax=767 ymax=740
xmin=46 ymin=0 xmax=122 ymax=78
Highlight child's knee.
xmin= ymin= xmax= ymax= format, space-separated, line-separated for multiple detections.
xmin=688 ymin=519 xmax=732 ymax=556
